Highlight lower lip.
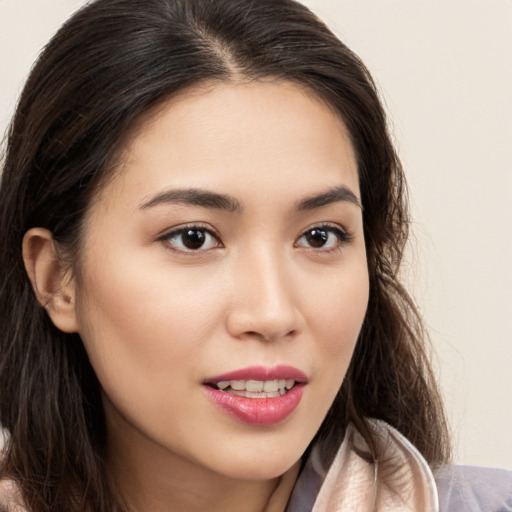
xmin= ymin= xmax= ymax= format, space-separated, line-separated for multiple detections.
xmin=204 ymin=384 xmax=305 ymax=426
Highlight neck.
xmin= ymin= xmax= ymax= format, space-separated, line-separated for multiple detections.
xmin=104 ymin=406 xmax=300 ymax=512
xmin=108 ymin=446 xmax=300 ymax=512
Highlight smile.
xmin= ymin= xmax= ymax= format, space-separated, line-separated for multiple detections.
xmin=203 ymin=366 xmax=307 ymax=425
xmin=212 ymin=379 xmax=296 ymax=397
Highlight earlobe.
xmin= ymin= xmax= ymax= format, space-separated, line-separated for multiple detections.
xmin=22 ymin=227 xmax=79 ymax=333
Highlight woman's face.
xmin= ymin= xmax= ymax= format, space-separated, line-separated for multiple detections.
xmin=73 ymin=81 xmax=369 ymax=481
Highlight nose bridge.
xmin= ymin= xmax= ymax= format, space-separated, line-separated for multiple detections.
xmin=226 ymin=244 xmax=300 ymax=341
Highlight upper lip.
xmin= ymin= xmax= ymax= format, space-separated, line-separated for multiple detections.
xmin=203 ymin=365 xmax=308 ymax=384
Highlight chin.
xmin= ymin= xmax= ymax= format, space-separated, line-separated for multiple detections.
xmin=205 ymin=440 xmax=306 ymax=482
xmin=222 ymin=460 xmax=300 ymax=482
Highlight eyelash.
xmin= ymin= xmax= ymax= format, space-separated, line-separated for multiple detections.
xmin=158 ymin=223 xmax=352 ymax=254
xmin=295 ymin=223 xmax=353 ymax=254
xmin=159 ymin=224 xmax=222 ymax=253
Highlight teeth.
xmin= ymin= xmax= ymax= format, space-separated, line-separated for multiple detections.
xmin=263 ymin=380 xmax=279 ymax=392
xmin=229 ymin=389 xmax=282 ymax=398
xmin=214 ymin=379 xmax=297 ymax=394
xmin=246 ymin=380 xmax=264 ymax=392
xmin=230 ymin=380 xmax=245 ymax=391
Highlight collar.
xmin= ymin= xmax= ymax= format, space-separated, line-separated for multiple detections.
xmin=287 ymin=419 xmax=438 ymax=512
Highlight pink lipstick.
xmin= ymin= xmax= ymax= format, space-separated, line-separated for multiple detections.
xmin=205 ymin=365 xmax=308 ymax=384
xmin=203 ymin=365 xmax=307 ymax=426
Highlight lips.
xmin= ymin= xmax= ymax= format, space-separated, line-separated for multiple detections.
xmin=203 ymin=365 xmax=307 ymax=426
xmin=204 ymin=365 xmax=308 ymax=383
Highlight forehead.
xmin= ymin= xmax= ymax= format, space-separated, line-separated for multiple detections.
xmin=95 ymin=80 xmax=359 ymax=210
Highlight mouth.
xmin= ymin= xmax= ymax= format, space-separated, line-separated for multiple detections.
xmin=205 ymin=378 xmax=297 ymax=398
xmin=203 ymin=366 xmax=307 ymax=425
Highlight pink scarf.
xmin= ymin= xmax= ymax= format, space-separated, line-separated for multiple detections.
xmin=289 ymin=419 xmax=438 ymax=512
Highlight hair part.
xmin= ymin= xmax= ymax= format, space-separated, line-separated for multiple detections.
xmin=0 ymin=0 xmax=450 ymax=510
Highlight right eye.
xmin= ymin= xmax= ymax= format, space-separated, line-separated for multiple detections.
xmin=161 ymin=226 xmax=222 ymax=253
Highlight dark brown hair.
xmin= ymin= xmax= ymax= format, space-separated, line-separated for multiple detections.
xmin=0 ymin=0 xmax=450 ymax=510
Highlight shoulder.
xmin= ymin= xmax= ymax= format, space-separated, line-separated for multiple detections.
xmin=0 ymin=478 xmax=27 ymax=512
xmin=435 ymin=464 xmax=512 ymax=512
xmin=289 ymin=420 xmax=512 ymax=512
xmin=0 ymin=431 xmax=27 ymax=512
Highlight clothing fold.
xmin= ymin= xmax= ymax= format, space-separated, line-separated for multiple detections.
xmin=288 ymin=419 xmax=512 ymax=512
xmin=288 ymin=419 xmax=438 ymax=512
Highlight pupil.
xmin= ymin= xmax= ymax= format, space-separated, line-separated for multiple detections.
xmin=307 ymin=229 xmax=327 ymax=248
xmin=183 ymin=229 xmax=205 ymax=249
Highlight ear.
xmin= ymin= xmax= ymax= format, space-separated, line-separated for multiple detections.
xmin=22 ymin=227 xmax=79 ymax=333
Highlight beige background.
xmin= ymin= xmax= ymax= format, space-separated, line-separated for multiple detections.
xmin=1 ymin=0 xmax=511 ymax=469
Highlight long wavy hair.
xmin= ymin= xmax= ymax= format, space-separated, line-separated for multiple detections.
xmin=0 ymin=0 xmax=450 ymax=510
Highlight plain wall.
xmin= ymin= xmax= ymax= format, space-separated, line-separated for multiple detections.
xmin=1 ymin=0 xmax=511 ymax=469
xmin=304 ymin=0 xmax=512 ymax=470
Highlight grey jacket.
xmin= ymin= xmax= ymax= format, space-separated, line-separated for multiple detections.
xmin=288 ymin=420 xmax=512 ymax=512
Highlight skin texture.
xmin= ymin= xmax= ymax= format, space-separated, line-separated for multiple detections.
xmin=23 ymin=81 xmax=369 ymax=512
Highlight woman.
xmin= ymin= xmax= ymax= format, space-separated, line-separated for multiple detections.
xmin=0 ymin=0 xmax=510 ymax=511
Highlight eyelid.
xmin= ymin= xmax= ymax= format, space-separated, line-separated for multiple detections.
xmin=157 ymin=223 xmax=223 ymax=253
xmin=157 ymin=222 xmax=218 ymax=238
xmin=295 ymin=222 xmax=353 ymax=251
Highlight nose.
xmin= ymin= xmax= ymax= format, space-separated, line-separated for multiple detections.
xmin=225 ymin=249 xmax=302 ymax=342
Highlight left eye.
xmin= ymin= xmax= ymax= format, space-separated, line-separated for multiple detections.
xmin=164 ymin=227 xmax=220 ymax=252
xmin=296 ymin=225 xmax=349 ymax=250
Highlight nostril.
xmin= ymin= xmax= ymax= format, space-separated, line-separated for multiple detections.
xmin=240 ymin=329 xmax=297 ymax=342
xmin=240 ymin=331 xmax=270 ymax=341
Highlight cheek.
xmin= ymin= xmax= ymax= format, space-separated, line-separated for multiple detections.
xmin=294 ymin=261 xmax=368 ymax=437
xmin=308 ymin=262 xmax=369 ymax=350
xmin=74 ymin=254 xmax=224 ymax=385
xmin=305 ymin=260 xmax=369 ymax=402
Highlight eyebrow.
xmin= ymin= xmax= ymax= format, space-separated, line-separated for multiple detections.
xmin=296 ymin=186 xmax=362 ymax=211
xmin=140 ymin=184 xmax=361 ymax=213
xmin=140 ymin=188 xmax=242 ymax=213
